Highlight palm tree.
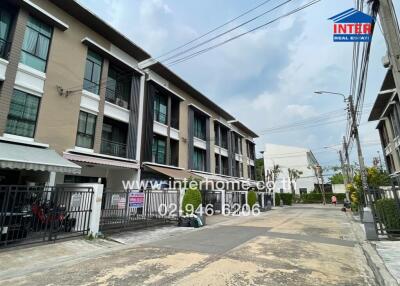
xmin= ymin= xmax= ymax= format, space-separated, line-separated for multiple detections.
xmin=266 ymin=164 xmax=281 ymax=183
xmin=288 ymin=168 xmax=303 ymax=196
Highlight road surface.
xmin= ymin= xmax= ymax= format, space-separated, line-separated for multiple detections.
xmin=0 ymin=205 xmax=376 ymax=286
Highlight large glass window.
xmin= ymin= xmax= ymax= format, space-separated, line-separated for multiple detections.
xmin=194 ymin=115 xmax=206 ymax=140
xmin=6 ymin=90 xmax=40 ymax=138
xmin=83 ymin=50 xmax=103 ymax=95
xmin=154 ymin=91 xmax=167 ymax=125
xmin=106 ymin=66 xmax=131 ymax=109
xmin=76 ymin=111 xmax=97 ymax=149
xmin=193 ymin=147 xmax=206 ymax=171
xmin=20 ymin=17 xmax=52 ymax=72
xmin=152 ymin=135 xmax=166 ymax=164
xmin=0 ymin=8 xmax=12 ymax=59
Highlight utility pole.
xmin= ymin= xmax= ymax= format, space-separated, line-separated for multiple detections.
xmin=339 ymin=150 xmax=350 ymax=201
xmin=348 ymin=95 xmax=369 ymax=205
xmin=316 ymin=165 xmax=326 ymax=205
xmin=378 ymin=0 xmax=400 ymax=95
xmin=343 ymin=136 xmax=352 ymax=182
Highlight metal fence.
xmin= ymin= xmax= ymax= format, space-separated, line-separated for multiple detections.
xmin=201 ymin=190 xmax=222 ymax=213
xmin=366 ymin=181 xmax=400 ymax=239
xmin=225 ymin=191 xmax=246 ymax=213
xmin=0 ymin=185 xmax=93 ymax=249
xmin=99 ymin=189 xmax=180 ymax=234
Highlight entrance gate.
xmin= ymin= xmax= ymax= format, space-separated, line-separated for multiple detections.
xmin=99 ymin=189 xmax=180 ymax=234
xmin=0 ymin=185 xmax=93 ymax=249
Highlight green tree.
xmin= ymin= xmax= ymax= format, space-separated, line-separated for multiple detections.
xmin=353 ymin=167 xmax=391 ymax=190
xmin=329 ymin=172 xmax=344 ymax=184
xmin=255 ymin=158 xmax=264 ymax=181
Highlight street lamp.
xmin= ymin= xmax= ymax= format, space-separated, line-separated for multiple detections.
xmin=314 ymin=91 xmax=348 ymax=102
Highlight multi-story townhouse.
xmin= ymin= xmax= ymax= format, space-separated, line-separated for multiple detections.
xmin=369 ymin=68 xmax=400 ymax=176
xmin=0 ymin=0 xmax=258 ymax=191
xmin=139 ymin=65 xmax=258 ymax=186
xmin=0 ymin=0 xmax=149 ymax=189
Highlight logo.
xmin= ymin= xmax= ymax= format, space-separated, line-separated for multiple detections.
xmin=329 ymin=8 xmax=374 ymax=42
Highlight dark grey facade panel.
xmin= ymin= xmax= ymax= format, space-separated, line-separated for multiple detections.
xmin=141 ymin=82 xmax=155 ymax=162
xmin=205 ymin=117 xmax=211 ymax=172
xmin=187 ymin=107 xmax=194 ymax=169
xmin=127 ymin=75 xmax=141 ymax=159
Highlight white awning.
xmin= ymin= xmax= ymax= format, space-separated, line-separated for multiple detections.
xmin=0 ymin=142 xmax=81 ymax=174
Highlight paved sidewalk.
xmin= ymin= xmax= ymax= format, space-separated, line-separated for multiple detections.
xmin=374 ymin=241 xmax=400 ymax=284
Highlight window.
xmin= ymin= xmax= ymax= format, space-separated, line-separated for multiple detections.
xmin=76 ymin=111 xmax=97 ymax=149
xmin=193 ymin=147 xmax=206 ymax=171
xmin=6 ymin=90 xmax=40 ymax=138
xmin=152 ymin=135 xmax=166 ymax=164
xmin=194 ymin=115 xmax=206 ymax=140
xmin=20 ymin=17 xmax=52 ymax=72
xmin=215 ymin=154 xmax=220 ymax=173
xmin=299 ymin=188 xmax=307 ymax=195
xmin=154 ymin=91 xmax=167 ymax=125
xmin=106 ymin=66 xmax=131 ymax=109
xmin=0 ymin=8 xmax=12 ymax=59
xmin=221 ymin=128 xmax=228 ymax=149
xmin=214 ymin=124 xmax=220 ymax=146
xmin=83 ymin=50 xmax=103 ymax=95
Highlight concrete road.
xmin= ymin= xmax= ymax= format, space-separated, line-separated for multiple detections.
xmin=0 ymin=205 xmax=377 ymax=286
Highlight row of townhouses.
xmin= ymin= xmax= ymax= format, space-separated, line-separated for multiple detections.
xmin=0 ymin=0 xmax=258 ymax=191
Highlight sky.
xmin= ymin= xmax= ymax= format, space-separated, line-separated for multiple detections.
xmin=78 ymin=0 xmax=400 ymax=172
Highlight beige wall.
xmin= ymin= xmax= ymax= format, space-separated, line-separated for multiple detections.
xmin=31 ymin=0 xmax=112 ymax=154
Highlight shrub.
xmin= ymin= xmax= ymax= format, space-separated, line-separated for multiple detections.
xmin=182 ymin=187 xmax=202 ymax=215
xmin=248 ymin=191 xmax=257 ymax=208
xmin=275 ymin=193 xmax=293 ymax=206
xmin=375 ymin=198 xmax=400 ymax=236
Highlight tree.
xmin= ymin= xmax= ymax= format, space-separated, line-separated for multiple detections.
xmin=288 ymin=168 xmax=303 ymax=196
xmin=266 ymin=164 xmax=281 ymax=183
xmin=329 ymin=172 xmax=344 ymax=184
xmin=255 ymin=158 xmax=264 ymax=181
xmin=353 ymin=167 xmax=391 ymax=190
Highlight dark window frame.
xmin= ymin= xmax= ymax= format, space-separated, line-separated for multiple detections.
xmin=154 ymin=91 xmax=168 ymax=125
xmin=194 ymin=114 xmax=206 ymax=141
xmin=152 ymin=135 xmax=167 ymax=165
xmin=76 ymin=111 xmax=97 ymax=149
xmin=193 ymin=147 xmax=206 ymax=171
xmin=83 ymin=50 xmax=103 ymax=95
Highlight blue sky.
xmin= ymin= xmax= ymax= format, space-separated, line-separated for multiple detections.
xmin=78 ymin=0 xmax=399 ymax=170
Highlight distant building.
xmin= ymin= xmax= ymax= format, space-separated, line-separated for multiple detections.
xmin=263 ymin=144 xmax=320 ymax=195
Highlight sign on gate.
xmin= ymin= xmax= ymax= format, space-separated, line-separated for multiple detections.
xmin=129 ymin=192 xmax=144 ymax=208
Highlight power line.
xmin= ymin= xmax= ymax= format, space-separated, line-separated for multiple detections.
xmin=154 ymin=0 xmax=275 ymax=61
xmin=166 ymin=0 xmax=322 ymax=66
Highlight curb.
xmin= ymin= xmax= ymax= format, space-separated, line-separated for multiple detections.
xmin=348 ymin=213 xmax=398 ymax=286
xmin=361 ymin=242 xmax=399 ymax=286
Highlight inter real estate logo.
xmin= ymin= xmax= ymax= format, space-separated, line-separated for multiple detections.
xmin=329 ymin=8 xmax=374 ymax=42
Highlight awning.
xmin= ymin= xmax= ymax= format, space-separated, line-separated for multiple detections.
xmin=63 ymin=152 xmax=139 ymax=169
xmin=144 ymin=164 xmax=202 ymax=181
xmin=191 ymin=171 xmax=229 ymax=182
xmin=0 ymin=142 xmax=81 ymax=174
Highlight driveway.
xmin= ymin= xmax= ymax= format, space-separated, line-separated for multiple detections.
xmin=0 ymin=205 xmax=377 ymax=286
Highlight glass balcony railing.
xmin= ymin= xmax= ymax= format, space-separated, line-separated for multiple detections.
xmin=0 ymin=38 xmax=11 ymax=60
xmin=100 ymin=139 xmax=127 ymax=158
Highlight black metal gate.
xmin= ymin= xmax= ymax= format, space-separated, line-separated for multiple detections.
xmin=201 ymin=190 xmax=222 ymax=213
xmin=225 ymin=191 xmax=246 ymax=213
xmin=99 ymin=189 xmax=180 ymax=234
xmin=0 ymin=185 xmax=93 ymax=249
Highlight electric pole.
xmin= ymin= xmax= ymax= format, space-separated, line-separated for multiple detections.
xmin=348 ymin=95 xmax=369 ymax=205
xmin=343 ymin=136 xmax=352 ymax=182
xmin=339 ymin=150 xmax=350 ymax=201
xmin=377 ymin=0 xmax=400 ymax=95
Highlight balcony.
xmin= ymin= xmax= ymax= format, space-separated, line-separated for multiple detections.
xmin=100 ymin=139 xmax=127 ymax=158
xmin=0 ymin=38 xmax=10 ymax=60
xmin=0 ymin=39 xmax=10 ymax=81
xmin=105 ymin=88 xmax=130 ymax=109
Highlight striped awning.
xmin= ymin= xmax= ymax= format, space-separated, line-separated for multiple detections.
xmin=0 ymin=142 xmax=81 ymax=174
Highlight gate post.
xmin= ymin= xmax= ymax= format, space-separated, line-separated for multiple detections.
xmin=89 ymin=184 xmax=104 ymax=236
xmin=220 ymin=190 xmax=226 ymax=215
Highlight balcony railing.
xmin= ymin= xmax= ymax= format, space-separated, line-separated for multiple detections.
xmin=105 ymin=88 xmax=130 ymax=109
xmin=0 ymin=39 xmax=11 ymax=60
xmin=100 ymin=139 xmax=127 ymax=158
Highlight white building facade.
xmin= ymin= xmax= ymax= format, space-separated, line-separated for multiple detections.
xmin=264 ymin=144 xmax=320 ymax=195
